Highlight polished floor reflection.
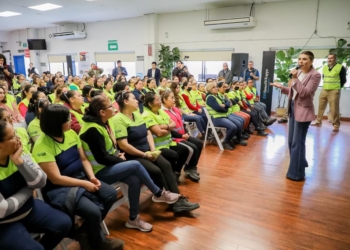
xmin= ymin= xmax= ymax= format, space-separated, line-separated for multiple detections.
xmin=66 ymin=120 xmax=350 ymax=250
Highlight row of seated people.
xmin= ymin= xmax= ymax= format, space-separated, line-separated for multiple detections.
xmin=0 ymin=84 xmax=203 ymax=249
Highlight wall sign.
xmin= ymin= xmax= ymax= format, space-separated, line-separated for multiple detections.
xmin=108 ymin=40 xmax=118 ymax=51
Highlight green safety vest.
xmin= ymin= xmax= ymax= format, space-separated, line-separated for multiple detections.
xmin=322 ymin=64 xmax=342 ymax=90
xmin=206 ymin=94 xmax=227 ymax=119
xmin=227 ymin=91 xmax=240 ymax=113
xmin=18 ymin=98 xmax=29 ymax=109
xmin=183 ymin=90 xmax=197 ymax=106
xmin=104 ymin=89 xmax=114 ymax=102
xmin=178 ymin=95 xmax=191 ymax=114
xmin=70 ymin=108 xmax=84 ymax=125
xmin=245 ymin=87 xmax=257 ymax=104
xmin=192 ymin=90 xmax=206 ymax=106
xmin=79 ymin=122 xmax=116 ymax=174
xmin=142 ymin=108 xmax=176 ymax=150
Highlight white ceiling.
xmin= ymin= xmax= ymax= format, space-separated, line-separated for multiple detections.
xmin=0 ymin=0 xmax=291 ymax=31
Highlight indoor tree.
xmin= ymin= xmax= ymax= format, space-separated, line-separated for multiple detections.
xmin=158 ymin=44 xmax=180 ymax=78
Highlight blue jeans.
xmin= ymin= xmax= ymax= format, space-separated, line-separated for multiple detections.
xmin=95 ymin=160 xmax=161 ymax=218
xmin=0 ymin=199 xmax=71 ymax=250
xmin=182 ymin=114 xmax=206 ymax=133
xmin=211 ymin=117 xmax=237 ymax=143
xmin=287 ymin=101 xmax=311 ymax=180
xmin=194 ymin=108 xmax=208 ymax=126
xmin=228 ymin=114 xmax=244 ymax=139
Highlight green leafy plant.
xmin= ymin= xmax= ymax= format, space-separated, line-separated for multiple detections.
xmin=274 ymin=47 xmax=302 ymax=108
xmin=328 ymin=38 xmax=350 ymax=67
xmin=158 ymin=45 xmax=180 ymax=78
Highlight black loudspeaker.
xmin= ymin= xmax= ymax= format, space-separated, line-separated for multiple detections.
xmin=231 ymin=53 xmax=249 ymax=79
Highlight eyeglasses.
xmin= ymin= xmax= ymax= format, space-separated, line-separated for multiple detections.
xmin=102 ymin=105 xmax=113 ymax=110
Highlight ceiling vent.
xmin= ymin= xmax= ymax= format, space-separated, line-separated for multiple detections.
xmin=51 ymin=31 xmax=86 ymax=40
xmin=204 ymin=16 xmax=256 ymax=29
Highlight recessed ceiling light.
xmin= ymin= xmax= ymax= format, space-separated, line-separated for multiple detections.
xmin=28 ymin=3 xmax=62 ymax=11
xmin=0 ymin=11 xmax=22 ymax=17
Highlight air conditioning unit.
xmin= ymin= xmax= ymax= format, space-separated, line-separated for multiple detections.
xmin=204 ymin=16 xmax=256 ymax=29
xmin=52 ymin=31 xmax=87 ymax=40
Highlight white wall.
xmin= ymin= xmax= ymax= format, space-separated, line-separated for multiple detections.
xmin=2 ymin=0 xmax=350 ymax=117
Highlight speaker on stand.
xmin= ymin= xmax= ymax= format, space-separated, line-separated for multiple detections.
xmin=231 ymin=53 xmax=249 ymax=81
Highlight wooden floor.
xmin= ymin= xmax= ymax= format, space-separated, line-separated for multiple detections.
xmin=67 ymin=119 xmax=350 ymax=250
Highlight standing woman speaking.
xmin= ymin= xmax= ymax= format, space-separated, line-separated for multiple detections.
xmin=271 ymin=51 xmax=321 ymax=181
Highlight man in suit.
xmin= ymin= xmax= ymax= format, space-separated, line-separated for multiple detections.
xmin=27 ymin=62 xmax=39 ymax=77
xmin=147 ymin=61 xmax=161 ymax=86
xmin=217 ymin=62 xmax=233 ymax=84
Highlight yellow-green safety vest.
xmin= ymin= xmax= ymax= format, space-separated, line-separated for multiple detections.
xmin=192 ymin=90 xmax=205 ymax=106
xmin=322 ymin=64 xmax=342 ymax=90
xmin=205 ymin=94 xmax=227 ymax=119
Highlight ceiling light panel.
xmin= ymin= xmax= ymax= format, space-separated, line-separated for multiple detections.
xmin=0 ymin=11 xmax=22 ymax=17
xmin=28 ymin=3 xmax=63 ymax=11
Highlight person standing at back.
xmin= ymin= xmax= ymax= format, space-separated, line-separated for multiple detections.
xmin=271 ymin=51 xmax=321 ymax=181
xmin=147 ymin=61 xmax=161 ymax=86
xmin=217 ymin=62 xmax=233 ymax=84
xmin=311 ymin=53 xmax=347 ymax=132
xmin=112 ymin=60 xmax=128 ymax=79
xmin=242 ymin=61 xmax=259 ymax=88
xmin=27 ymin=62 xmax=39 ymax=77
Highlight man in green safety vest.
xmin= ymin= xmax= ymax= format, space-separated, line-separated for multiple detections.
xmin=311 ymin=53 xmax=347 ymax=132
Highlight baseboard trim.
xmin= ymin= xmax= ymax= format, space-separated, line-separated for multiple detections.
xmin=270 ymin=112 xmax=350 ymax=122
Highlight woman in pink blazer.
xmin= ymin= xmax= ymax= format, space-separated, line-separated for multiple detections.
xmin=271 ymin=51 xmax=321 ymax=181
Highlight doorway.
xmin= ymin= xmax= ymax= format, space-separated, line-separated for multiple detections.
xmin=13 ymin=55 xmax=26 ymax=75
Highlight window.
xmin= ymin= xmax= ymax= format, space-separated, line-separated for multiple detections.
xmin=183 ymin=61 xmax=231 ymax=82
xmin=96 ymin=62 xmax=136 ymax=78
xmin=96 ymin=62 xmax=115 ymax=76
xmin=49 ymin=63 xmax=64 ymax=75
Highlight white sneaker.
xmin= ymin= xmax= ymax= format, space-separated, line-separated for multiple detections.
xmin=152 ymin=188 xmax=180 ymax=204
xmin=125 ymin=215 xmax=152 ymax=232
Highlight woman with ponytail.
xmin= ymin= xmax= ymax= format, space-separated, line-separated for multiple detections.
xmin=60 ymin=90 xmax=85 ymax=134
xmin=27 ymin=98 xmax=50 ymax=143
xmin=25 ymin=91 xmax=46 ymax=125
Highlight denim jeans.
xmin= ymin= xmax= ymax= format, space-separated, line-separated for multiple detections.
xmin=211 ymin=117 xmax=237 ymax=143
xmin=287 ymin=101 xmax=311 ymax=180
xmin=95 ymin=160 xmax=161 ymax=218
xmin=182 ymin=114 xmax=206 ymax=133
xmin=0 ymin=199 xmax=71 ymax=250
xmin=228 ymin=114 xmax=244 ymax=139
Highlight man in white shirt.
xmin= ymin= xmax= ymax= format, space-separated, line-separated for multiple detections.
xmin=147 ymin=61 xmax=161 ymax=86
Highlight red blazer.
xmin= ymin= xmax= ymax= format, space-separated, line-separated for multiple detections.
xmin=282 ymin=67 xmax=321 ymax=122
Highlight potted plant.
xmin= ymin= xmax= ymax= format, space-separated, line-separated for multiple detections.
xmin=274 ymin=47 xmax=302 ymax=116
xmin=158 ymin=44 xmax=180 ymax=78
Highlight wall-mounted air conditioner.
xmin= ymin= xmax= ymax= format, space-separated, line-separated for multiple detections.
xmin=52 ymin=31 xmax=87 ymax=40
xmin=204 ymin=16 xmax=256 ymax=29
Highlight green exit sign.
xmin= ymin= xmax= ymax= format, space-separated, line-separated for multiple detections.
xmin=23 ymin=43 xmax=27 ymax=48
xmin=108 ymin=40 xmax=118 ymax=51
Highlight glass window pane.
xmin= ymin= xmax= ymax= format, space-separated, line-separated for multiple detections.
xmin=121 ymin=62 xmax=136 ymax=78
xmin=96 ymin=62 xmax=115 ymax=76
xmin=49 ymin=63 xmax=64 ymax=75
xmin=205 ymin=61 xmax=231 ymax=80
xmin=184 ymin=61 xmax=203 ymax=81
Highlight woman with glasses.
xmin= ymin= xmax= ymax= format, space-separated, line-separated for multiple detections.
xmin=93 ymin=78 xmax=104 ymax=90
xmin=113 ymin=91 xmax=200 ymax=213
xmin=103 ymin=78 xmax=114 ymax=102
xmin=0 ymin=108 xmax=31 ymax=152
xmin=60 ymin=90 xmax=85 ymax=134
xmin=144 ymin=78 xmax=156 ymax=93
xmin=18 ymin=84 xmax=36 ymax=117
xmin=0 ymin=120 xmax=72 ymax=250
xmin=132 ymin=79 xmax=146 ymax=113
xmin=25 ymin=91 xmax=47 ymax=126
xmin=161 ymin=90 xmax=203 ymax=182
xmin=170 ymin=82 xmax=207 ymax=139
xmin=27 ymin=98 xmax=50 ymax=143
xmin=0 ymin=85 xmax=25 ymax=125
xmin=79 ymin=95 xmax=179 ymax=232
xmin=32 ymin=104 xmax=124 ymax=250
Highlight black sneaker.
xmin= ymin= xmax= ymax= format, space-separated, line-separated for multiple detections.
xmin=100 ymin=238 xmax=124 ymax=250
xmin=257 ymin=130 xmax=268 ymax=136
xmin=278 ymin=118 xmax=288 ymax=123
xmin=172 ymin=197 xmax=200 ymax=213
xmin=75 ymin=227 xmax=91 ymax=250
xmin=225 ymin=141 xmax=234 ymax=150
xmin=184 ymin=168 xmax=200 ymax=182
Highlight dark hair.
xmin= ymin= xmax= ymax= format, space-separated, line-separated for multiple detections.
xmin=113 ymin=82 xmax=127 ymax=93
xmin=55 ymin=85 xmax=67 ymax=99
xmin=40 ymin=104 xmax=70 ymax=138
xmin=85 ymin=95 xmax=108 ymax=118
xmin=160 ymin=77 xmax=166 ymax=83
xmin=82 ymin=85 xmax=93 ymax=98
xmin=104 ymin=78 xmax=112 ymax=88
xmin=328 ymin=52 xmax=337 ymax=60
xmin=205 ymin=78 xmax=212 ymax=83
xmin=172 ymin=76 xmax=179 ymax=81
xmin=217 ymin=81 xmax=225 ymax=88
xmin=59 ymin=90 xmax=76 ymax=104
xmin=0 ymin=86 xmax=6 ymax=104
xmin=300 ymin=51 xmax=315 ymax=61
xmin=34 ymin=98 xmax=50 ymax=119
xmin=90 ymin=89 xmax=103 ymax=98
xmin=181 ymin=81 xmax=188 ymax=90
xmin=21 ymin=84 xmax=33 ymax=100
xmin=32 ymin=75 xmax=41 ymax=85
xmin=152 ymin=61 xmax=157 ymax=65
xmin=28 ymin=91 xmax=44 ymax=112
xmin=160 ymin=89 xmax=173 ymax=104
xmin=177 ymin=60 xmax=182 ymax=64
xmin=0 ymin=120 xmax=9 ymax=142
xmin=0 ymin=54 xmax=7 ymax=65
xmin=146 ymin=78 xmax=155 ymax=91
xmin=0 ymin=108 xmax=7 ymax=120
xmin=117 ymin=60 xmax=121 ymax=63
xmin=170 ymin=82 xmax=180 ymax=107
xmin=141 ymin=92 xmax=156 ymax=110
xmin=94 ymin=78 xmax=103 ymax=90
xmin=115 ymin=91 xmax=132 ymax=110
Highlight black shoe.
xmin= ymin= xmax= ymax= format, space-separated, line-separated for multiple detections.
xmin=256 ymin=126 xmax=266 ymax=131
xmin=243 ymin=132 xmax=250 ymax=138
xmin=222 ymin=142 xmax=234 ymax=150
xmin=75 ymin=227 xmax=92 ymax=250
xmin=278 ymin=118 xmax=288 ymax=123
xmin=242 ymin=134 xmax=249 ymax=140
xmin=265 ymin=118 xmax=277 ymax=126
xmin=172 ymin=197 xmax=200 ymax=213
xmin=245 ymin=129 xmax=254 ymax=135
xmin=174 ymin=172 xmax=181 ymax=184
xmin=257 ymin=130 xmax=268 ymax=136
xmin=184 ymin=168 xmax=200 ymax=182
xmin=100 ymin=238 xmax=125 ymax=250
xmin=194 ymin=167 xmax=200 ymax=176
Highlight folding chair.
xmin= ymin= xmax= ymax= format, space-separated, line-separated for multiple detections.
xmin=184 ymin=121 xmax=199 ymax=138
xmin=203 ymin=107 xmax=226 ymax=151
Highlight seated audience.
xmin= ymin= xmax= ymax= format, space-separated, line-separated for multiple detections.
xmin=25 ymin=91 xmax=46 ymax=125
xmin=0 ymin=120 xmax=71 ymax=250
xmin=103 ymin=78 xmax=114 ymax=102
xmin=60 ymin=90 xmax=85 ymax=134
xmin=32 ymin=104 xmax=124 ymax=250
xmin=79 ymin=95 xmax=179 ymax=231
xmin=144 ymin=78 xmax=156 ymax=93
xmin=0 ymin=85 xmax=25 ymax=124
xmin=27 ymin=98 xmax=50 ymax=143
xmin=113 ymin=91 xmax=200 ymax=212
xmin=94 ymin=77 xmax=104 ymax=90
xmin=190 ymin=79 xmax=206 ymax=107
xmin=132 ymin=79 xmax=146 ymax=113
xmin=157 ymin=77 xmax=169 ymax=94
xmin=18 ymin=84 xmax=35 ymax=117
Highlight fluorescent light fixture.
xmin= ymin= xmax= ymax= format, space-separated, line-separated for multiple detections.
xmin=28 ymin=3 xmax=62 ymax=11
xmin=0 ymin=11 xmax=22 ymax=17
